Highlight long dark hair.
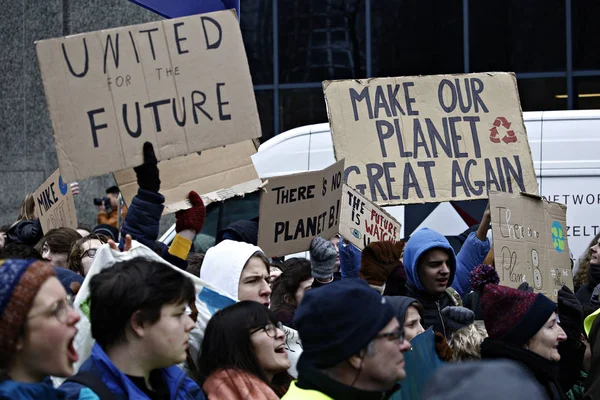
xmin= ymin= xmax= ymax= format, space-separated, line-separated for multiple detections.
xmin=271 ymin=258 xmax=312 ymax=312
xmin=199 ymin=301 xmax=292 ymax=396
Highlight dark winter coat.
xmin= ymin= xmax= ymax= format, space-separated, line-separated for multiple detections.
xmin=576 ymin=264 xmax=600 ymax=306
xmin=481 ymin=338 xmax=568 ymax=400
xmin=120 ymin=188 xmax=187 ymax=269
xmin=6 ymin=219 xmax=43 ymax=247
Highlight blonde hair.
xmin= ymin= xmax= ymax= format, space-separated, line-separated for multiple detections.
xmin=17 ymin=193 xmax=36 ymax=221
xmin=449 ymin=322 xmax=488 ymax=362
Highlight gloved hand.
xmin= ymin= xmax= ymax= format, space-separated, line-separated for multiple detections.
xmin=557 ymin=285 xmax=583 ymax=340
xmin=175 ymin=191 xmax=206 ymax=233
xmin=518 ymin=282 xmax=534 ymax=293
xmin=591 ymin=283 xmax=600 ymax=306
xmin=134 ymin=142 xmax=161 ymax=193
xmin=339 ymin=238 xmax=361 ymax=279
xmin=310 ymin=236 xmax=337 ymax=280
xmin=434 ymin=331 xmax=454 ymax=361
xmin=441 ymin=306 xmax=475 ymax=333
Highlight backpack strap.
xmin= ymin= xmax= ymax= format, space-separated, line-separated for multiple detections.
xmin=445 ymin=287 xmax=463 ymax=306
xmin=64 ymin=371 xmax=117 ymax=400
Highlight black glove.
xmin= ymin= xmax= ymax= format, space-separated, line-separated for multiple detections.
xmin=441 ymin=306 xmax=475 ymax=333
xmin=133 ymin=142 xmax=160 ymax=193
xmin=557 ymin=285 xmax=583 ymax=340
xmin=518 ymin=282 xmax=534 ymax=293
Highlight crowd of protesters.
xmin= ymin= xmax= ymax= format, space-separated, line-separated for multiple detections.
xmin=1 ymin=141 xmax=599 ymax=400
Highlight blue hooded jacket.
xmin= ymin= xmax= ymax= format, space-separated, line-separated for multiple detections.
xmin=403 ymin=228 xmax=489 ymax=337
xmin=404 ymin=228 xmax=489 ymax=297
xmin=0 ymin=378 xmax=66 ymax=400
xmin=60 ymin=343 xmax=205 ymax=400
xmin=119 ymin=188 xmax=188 ymax=270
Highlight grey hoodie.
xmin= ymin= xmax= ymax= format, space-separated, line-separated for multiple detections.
xmin=421 ymin=360 xmax=547 ymax=400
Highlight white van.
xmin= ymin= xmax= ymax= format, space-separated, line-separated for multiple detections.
xmin=251 ymin=110 xmax=600 ymax=260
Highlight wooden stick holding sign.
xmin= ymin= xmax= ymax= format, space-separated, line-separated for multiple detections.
xmin=323 ymin=72 xmax=538 ymax=206
xmin=489 ymin=191 xmax=573 ymax=302
xmin=339 ymin=184 xmax=402 ymax=250
xmin=258 ymin=160 xmax=345 ymax=258
xmin=36 ymin=10 xmax=261 ymax=182
xmin=33 ymin=169 xmax=78 ymax=233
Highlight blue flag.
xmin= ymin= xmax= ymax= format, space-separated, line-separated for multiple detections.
xmin=129 ymin=0 xmax=240 ymax=20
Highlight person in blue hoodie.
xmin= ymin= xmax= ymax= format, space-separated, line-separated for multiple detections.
xmin=60 ymin=257 xmax=206 ymax=400
xmin=0 ymin=259 xmax=80 ymax=400
xmin=403 ymin=208 xmax=490 ymax=338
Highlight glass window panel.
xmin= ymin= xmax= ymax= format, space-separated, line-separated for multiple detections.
xmin=279 ymin=88 xmax=328 ymax=133
xmin=278 ymin=0 xmax=366 ymax=83
xmin=574 ymin=77 xmax=600 ymax=110
xmin=255 ymin=90 xmax=274 ymax=142
xmin=372 ymin=0 xmax=464 ymax=76
xmin=572 ymin=0 xmax=600 ymax=70
xmin=517 ymin=78 xmax=567 ymax=111
xmin=241 ymin=0 xmax=274 ymax=84
xmin=469 ymin=1 xmax=566 ymax=73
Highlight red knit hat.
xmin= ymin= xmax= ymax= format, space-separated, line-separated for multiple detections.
xmin=481 ymin=284 xmax=557 ymax=346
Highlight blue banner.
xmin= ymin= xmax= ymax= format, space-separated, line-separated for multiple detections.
xmin=129 ymin=0 xmax=240 ymax=20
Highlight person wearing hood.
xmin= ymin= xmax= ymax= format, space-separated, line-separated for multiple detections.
xmin=480 ymin=284 xmax=569 ymax=399
xmin=385 ymin=296 xmax=454 ymax=361
xmin=0 ymin=259 xmax=80 ymax=399
xmin=384 ymin=296 xmax=425 ymax=342
xmin=576 ymin=236 xmax=600 ymax=306
xmin=282 ymin=279 xmax=411 ymax=400
xmin=403 ymin=225 xmax=486 ymax=337
xmin=201 ymin=239 xmax=272 ymax=306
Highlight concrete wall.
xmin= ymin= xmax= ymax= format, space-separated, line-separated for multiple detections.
xmin=0 ymin=0 xmax=175 ymax=234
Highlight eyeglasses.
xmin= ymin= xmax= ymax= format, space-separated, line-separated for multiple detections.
xmin=374 ymin=329 xmax=405 ymax=343
xmin=28 ymin=295 xmax=74 ymax=324
xmin=250 ymin=321 xmax=284 ymax=338
xmin=81 ymin=248 xmax=98 ymax=259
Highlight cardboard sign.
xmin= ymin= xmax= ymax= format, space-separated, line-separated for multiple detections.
xmin=129 ymin=0 xmax=240 ymax=20
xmin=323 ymin=72 xmax=538 ymax=206
xmin=33 ymin=170 xmax=78 ymax=233
xmin=489 ymin=191 xmax=573 ymax=301
xmin=339 ymin=184 xmax=402 ymax=250
xmin=113 ymin=140 xmax=259 ymax=214
xmin=36 ymin=10 xmax=261 ymax=182
xmin=258 ymin=160 xmax=345 ymax=257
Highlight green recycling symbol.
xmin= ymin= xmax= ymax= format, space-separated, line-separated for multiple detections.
xmin=551 ymin=221 xmax=565 ymax=253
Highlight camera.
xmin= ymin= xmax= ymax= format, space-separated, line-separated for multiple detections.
xmin=93 ymin=197 xmax=113 ymax=214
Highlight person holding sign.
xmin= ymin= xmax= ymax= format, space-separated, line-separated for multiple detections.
xmin=282 ymin=279 xmax=411 ymax=399
xmin=5 ymin=193 xmax=43 ymax=247
xmin=403 ymin=223 xmax=489 ymax=338
xmin=119 ymin=142 xmax=207 ymax=270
